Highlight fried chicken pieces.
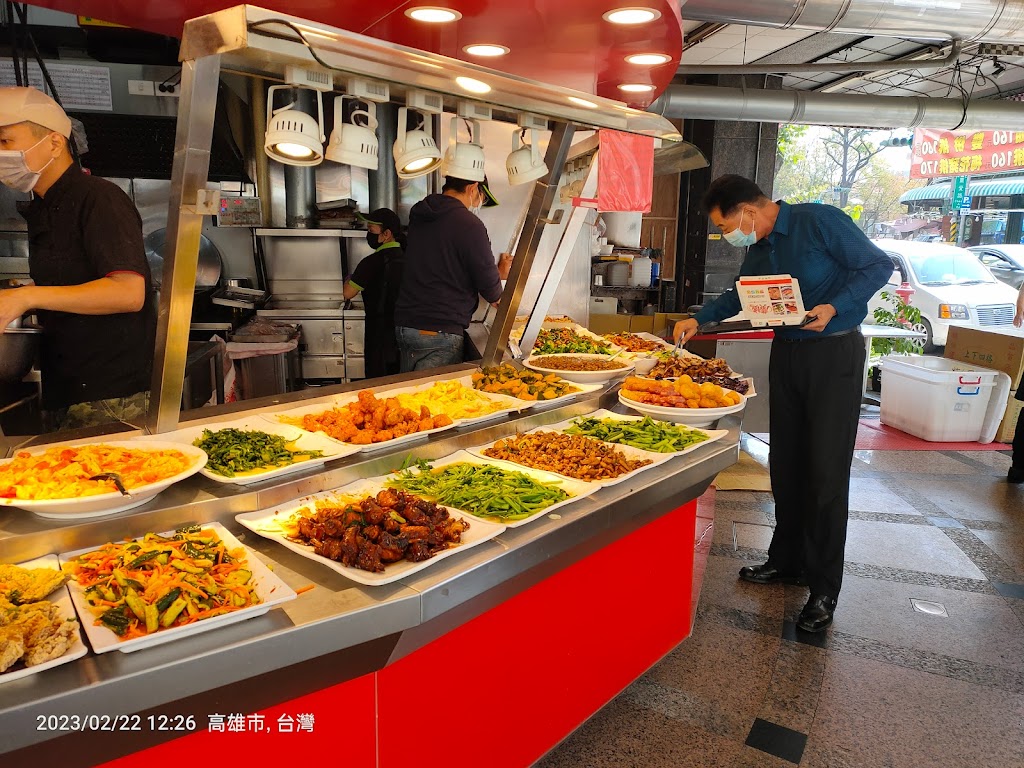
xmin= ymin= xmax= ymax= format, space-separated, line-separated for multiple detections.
xmin=300 ymin=390 xmax=453 ymax=445
xmin=0 ymin=565 xmax=79 ymax=673
xmin=293 ymin=489 xmax=469 ymax=573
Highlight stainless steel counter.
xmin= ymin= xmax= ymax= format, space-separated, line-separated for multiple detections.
xmin=0 ymin=384 xmax=738 ymax=761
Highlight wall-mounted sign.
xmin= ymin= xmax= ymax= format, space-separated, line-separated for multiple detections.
xmin=912 ymin=128 xmax=1024 ymax=179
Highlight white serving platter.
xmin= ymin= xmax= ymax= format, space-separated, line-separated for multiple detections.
xmin=0 ymin=555 xmax=88 ymax=683
xmin=263 ymin=396 xmax=458 ymax=453
xmin=59 ymin=523 xmax=296 ymax=654
xmin=523 ymin=354 xmax=634 ymax=384
xmin=541 ymin=408 xmax=729 ymax=458
xmin=618 ymin=391 xmax=746 ymax=428
xmin=468 ymin=369 xmax=605 ymax=409
xmin=235 ymin=478 xmax=506 ymax=587
xmin=381 ymin=375 xmax=529 ymax=428
xmin=157 ymin=417 xmax=361 ymax=485
xmin=371 ymin=450 xmax=598 ymax=528
xmin=465 ymin=426 xmax=673 ymax=488
xmin=0 ymin=441 xmax=208 ymax=519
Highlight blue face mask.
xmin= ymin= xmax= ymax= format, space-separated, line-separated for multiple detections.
xmin=723 ymin=210 xmax=757 ymax=248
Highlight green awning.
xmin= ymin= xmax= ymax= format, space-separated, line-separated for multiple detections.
xmin=900 ymin=176 xmax=1024 ymax=204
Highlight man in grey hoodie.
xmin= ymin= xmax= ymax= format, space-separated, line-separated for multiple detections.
xmin=394 ymin=174 xmax=512 ymax=371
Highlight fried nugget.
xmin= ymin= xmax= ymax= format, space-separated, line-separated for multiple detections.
xmin=0 ymin=564 xmax=67 ymax=604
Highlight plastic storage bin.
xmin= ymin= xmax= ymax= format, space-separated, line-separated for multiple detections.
xmin=880 ymin=355 xmax=1011 ymax=443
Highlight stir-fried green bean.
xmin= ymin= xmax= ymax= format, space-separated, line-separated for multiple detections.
xmin=564 ymin=416 xmax=709 ymax=453
xmin=193 ymin=428 xmax=324 ymax=477
xmin=387 ymin=461 xmax=569 ymax=521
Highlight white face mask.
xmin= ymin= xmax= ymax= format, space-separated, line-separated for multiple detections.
xmin=0 ymin=136 xmax=53 ymax=193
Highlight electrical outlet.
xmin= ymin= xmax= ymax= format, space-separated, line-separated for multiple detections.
xmin=157 ymin=83 xmax=180 ymax=98
xmin=127 ymin=79 xmax=154 ymax=97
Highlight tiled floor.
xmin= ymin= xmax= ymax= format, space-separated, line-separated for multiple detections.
xmin=537 ymin=440 xmax=1024 ymax=768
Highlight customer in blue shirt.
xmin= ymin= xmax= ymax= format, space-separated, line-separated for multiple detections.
xmin=675 ymin=174 xmax=891 ymax=633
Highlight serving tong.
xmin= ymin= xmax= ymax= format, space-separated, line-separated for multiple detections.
xmin=89 ymin=473 xmax=132 ymax=497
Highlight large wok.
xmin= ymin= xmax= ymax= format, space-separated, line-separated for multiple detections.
xmin=144 ymin=228 xmax=223 ymax=291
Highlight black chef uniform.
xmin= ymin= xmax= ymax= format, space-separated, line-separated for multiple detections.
xmin=22 ymin=165 xmax=155 ymax=410
xmin=349 ymin=239 xmax=405 ymax=378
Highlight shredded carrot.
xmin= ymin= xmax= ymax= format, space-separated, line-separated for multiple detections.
xmin=294 ymin=584 xmax=315 ymax=595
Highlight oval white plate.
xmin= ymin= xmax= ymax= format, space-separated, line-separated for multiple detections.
xmin=0 ymin=441 xmax=207 ymax=519
xmin=618 ymin=391 xmax=746 ymax=427
xmin=523 ymin=354 xmax=634 ymax=384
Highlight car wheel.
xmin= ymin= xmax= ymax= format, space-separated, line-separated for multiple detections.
xmin=910 ymin=318 xmax=935 ymax=353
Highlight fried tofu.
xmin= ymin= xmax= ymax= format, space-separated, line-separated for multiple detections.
xmin=0 ymin=626 xmax=25 ymax=673
xmin=0 ymin=564 xmax=67 ymax=604
xmin=0 ymin=564 xmax=78 ymax=674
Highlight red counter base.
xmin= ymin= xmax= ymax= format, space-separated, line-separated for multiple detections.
xmin=100 ymin=499 xmax=704 ymax=768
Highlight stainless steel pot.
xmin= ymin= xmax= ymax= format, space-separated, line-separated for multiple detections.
xmin=0 ymin=325 xmax=41 ymax=382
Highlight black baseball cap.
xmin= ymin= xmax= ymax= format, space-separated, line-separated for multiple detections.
xmin=444 ymin=175 xmax=499 ymax=207
xmin=478 ymin=175 xmax=499 ymax=207
xmin=356 ymin=207 xmax=402 ymax=236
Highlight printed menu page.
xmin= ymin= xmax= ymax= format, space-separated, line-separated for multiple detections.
xmin=735 ymin=275 xmax=806 ymax=327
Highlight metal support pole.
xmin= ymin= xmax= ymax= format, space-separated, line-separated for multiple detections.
xmin=284 ymin=89 xmax=318 ymax=228
xmin=483 ymin=123 xmax=574 ymax=366
xmin=369 ymin=101 xmax=398 ymax=212
xmin=517 ymin=159 xmax=598 ymax=357
xmin=146 ymin=55 xmax=222 ymax=434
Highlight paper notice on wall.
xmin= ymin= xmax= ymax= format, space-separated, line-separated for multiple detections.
xmin=0 ymin=61 xmax=112 ymax=111
xmin=736 ymin=274 xmax=807 ymax=327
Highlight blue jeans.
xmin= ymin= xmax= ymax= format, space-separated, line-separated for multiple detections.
xmin=396 ymin=326 xmax=464 ymax=372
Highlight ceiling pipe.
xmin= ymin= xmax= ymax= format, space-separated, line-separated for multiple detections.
xmin=676 ymin=39 xmax=962 ymax=75
xmin=678 ymin=0 xmax=1024 ymax=44
xmin=648 ymin=83 xmax=1024 ymax=130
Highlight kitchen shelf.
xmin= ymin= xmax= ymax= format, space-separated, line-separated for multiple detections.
xmin=256 ymin=228 xmax=365 ymax=238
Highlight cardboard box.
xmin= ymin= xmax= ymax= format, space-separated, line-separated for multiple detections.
xmin=653 ymin=312 xmax=690 ymax=339
xmin=943 ymin=325 xmax=1024 ymax=389
xmin=587 ymin=313 xmax=632 ymax=335
xmin=629 ymin=315 xmax=656 ymax=335
xmin=997 ymin=391 xmax=1023 ymax=444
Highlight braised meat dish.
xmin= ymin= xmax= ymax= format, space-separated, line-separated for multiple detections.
xmin=292 ymin=489 xmax=470 ymax=573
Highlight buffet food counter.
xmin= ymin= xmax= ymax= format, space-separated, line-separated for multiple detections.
xmin=0 ymin=365 xmax=738 ymax=767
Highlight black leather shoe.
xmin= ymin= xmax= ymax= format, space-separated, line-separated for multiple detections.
xmin=797 ymin=594 xmax=838 ymax=633
xmin=1009 ymin=465 xmax=1024 ymax=484
xmin=739 ymin=563 xmax=806 ymax=586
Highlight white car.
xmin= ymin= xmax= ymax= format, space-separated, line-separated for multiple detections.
xmin=968 ymin=244 xmax=1024 ymax=290
xmin=869 ymin=239 xmax=1020 ymax=351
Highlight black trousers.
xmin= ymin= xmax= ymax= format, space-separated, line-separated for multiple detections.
xmin=767 ymin=330 xmax=865 ymax=601
xmin=1013 ymin=389 xmax=1024 ymax=468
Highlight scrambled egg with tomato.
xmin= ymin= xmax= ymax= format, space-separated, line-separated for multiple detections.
xmin=0 ymin=445 xmax=195 ymax=500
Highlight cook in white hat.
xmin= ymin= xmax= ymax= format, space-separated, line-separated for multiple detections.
xmin=0 ymin=87 xmax=154 ymax=431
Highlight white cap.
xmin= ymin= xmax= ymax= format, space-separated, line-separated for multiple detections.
xmin=0 ymin=87 xmax=72 ymax=138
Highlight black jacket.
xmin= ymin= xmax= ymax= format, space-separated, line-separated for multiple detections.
xmin=393 ymin=194 xmax=502 ymax=335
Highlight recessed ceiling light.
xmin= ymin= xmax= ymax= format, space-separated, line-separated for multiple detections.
xmin=603 ymin=7 xmax=661 ymax=25
xmin=456 ymin=76 xmax=491 ymax=94
xmin=568 ymin=96 xmax=599 ymax=108
xmin=406 ymin=7 xmax=462 ymax=23
xmin=619 ymin=83 xmax=655 ymax=93
xmin=464 ymin=44 xmax=510 ymax=57
xmin=626 ymin=53 xmax=671 ymax=66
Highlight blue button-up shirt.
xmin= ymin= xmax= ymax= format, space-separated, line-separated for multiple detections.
xmin=694 ymin=201 xmax=893 ymax=340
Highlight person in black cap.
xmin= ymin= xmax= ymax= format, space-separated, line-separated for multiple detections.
xmin=344 ymin=207 xmax=405 ymax=379
xmin=393 ymin=174 xmax=512 ymax=371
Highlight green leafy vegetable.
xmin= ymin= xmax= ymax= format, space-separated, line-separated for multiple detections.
xmin=387 ymin=461 xmax=569 ymax=522
xmin=565 ymin=416 xmax=709 ymax=453
xmin=534 ymin=328 xmax=612 ymax=355
xmin=193 ymin=428 xmax=324 ymax=477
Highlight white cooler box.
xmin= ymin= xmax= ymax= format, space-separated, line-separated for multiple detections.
xmin=880 ymin=356 xmax=1011 ymax=443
